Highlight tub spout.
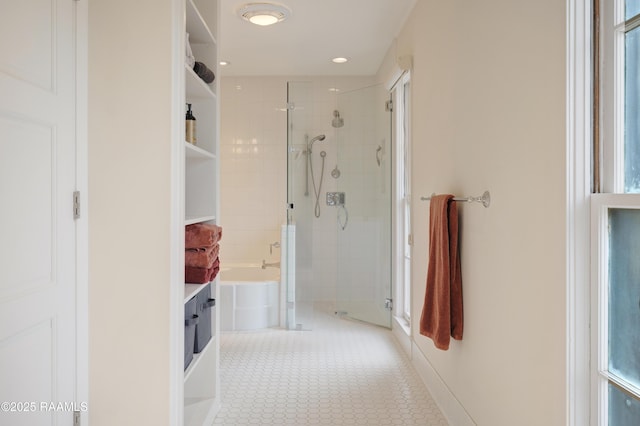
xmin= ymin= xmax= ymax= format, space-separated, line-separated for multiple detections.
xmin=261 ymin=259 xmax=280 ymax=269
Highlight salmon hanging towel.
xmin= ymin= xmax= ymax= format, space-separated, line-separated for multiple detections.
xmin=419 ymin=194 xmax=463 ymax=350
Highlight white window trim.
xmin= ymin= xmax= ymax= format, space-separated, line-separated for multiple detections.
xmin=567 ymin=0 xmax=592 ymax=424
xmin=391 ymin=70 xmax=412 ymax=333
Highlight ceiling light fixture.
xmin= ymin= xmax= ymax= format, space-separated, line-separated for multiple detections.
xmin=239 ymin=3 xmax=291 ymax=26
xmin=219 ymin=61 xmax=230 ymax=66
xmin=332 ymin=57 xmax=348 ymax=64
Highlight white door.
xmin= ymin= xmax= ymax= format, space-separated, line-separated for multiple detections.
xmin=0 ymin=1 xmax=79 ymax=425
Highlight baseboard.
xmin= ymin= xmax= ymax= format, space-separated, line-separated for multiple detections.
xmin=410 ymin=342 xmax=476 ymax=426
xmin=392 ymin=316 xmax=411 ymax=356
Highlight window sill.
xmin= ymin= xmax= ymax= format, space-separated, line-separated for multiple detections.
xmin=393 ymin=315 xmax=411 ymax=336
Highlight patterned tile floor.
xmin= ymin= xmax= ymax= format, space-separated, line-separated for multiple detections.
xmin=213 ymin=305 xmax=449 ymax=425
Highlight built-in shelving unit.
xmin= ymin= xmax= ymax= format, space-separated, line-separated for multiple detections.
xmin=182 ymin=0 xmax=220 ymax=425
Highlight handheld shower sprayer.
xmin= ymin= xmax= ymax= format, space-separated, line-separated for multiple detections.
xmin=303 ymin=134 xmax=327 ymax=217
xmin=307 ymin=134 xmax=326 ymax=153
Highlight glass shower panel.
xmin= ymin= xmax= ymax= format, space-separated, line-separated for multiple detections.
xmin=286 ymin=81 xmax=314 ymax=330
xmin=335 ymin=84 xmax=392 ymax=328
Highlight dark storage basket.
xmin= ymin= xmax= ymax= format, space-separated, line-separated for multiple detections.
xmin=194 ymin=283 xmax=215 ymax=353
xmin=184 ymin=296 xmax=199 ymax=370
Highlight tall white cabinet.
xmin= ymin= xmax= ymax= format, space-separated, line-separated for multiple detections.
xmin=182 ymin=0 xmax=220 ymax=425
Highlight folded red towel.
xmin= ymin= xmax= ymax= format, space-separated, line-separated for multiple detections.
xmin=185 ymin=244 xmax=220 ymax=269
xmin=185 ymin=258 xmax=221 ymax=284
xmin=185 ymin=223 xmax=222 ymax=249
xmin=185 ymin=266 xmax=209 ymax=284
xmin=419 ymin=194 xmax=463 ymax=350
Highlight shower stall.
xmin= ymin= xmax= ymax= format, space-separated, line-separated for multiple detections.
xmin=285 ymin=81 xmax=392 ymax=330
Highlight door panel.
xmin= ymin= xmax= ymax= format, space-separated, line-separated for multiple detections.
xmin=0 ymin=0 xmax=54 ymax=91
xmin=0 ymin=116 xmax=54 ymax=297
xmin=0 ymin=1 xmax=77 ymax=424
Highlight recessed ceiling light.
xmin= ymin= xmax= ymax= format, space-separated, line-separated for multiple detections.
xmin=219 ymin=61 xmax=230 ymax=66
xmin=238 ymin=3 xmax=291 ymax=26
xmin=332 ymin=57 xmax=348 ymax=64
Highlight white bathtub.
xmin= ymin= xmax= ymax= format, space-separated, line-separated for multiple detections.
xmin=219 ymin=265 xmax=280 ymax=331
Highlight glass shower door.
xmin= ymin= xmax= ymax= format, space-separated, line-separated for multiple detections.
xmin=335 ymin=84 xmax=392 ymax=328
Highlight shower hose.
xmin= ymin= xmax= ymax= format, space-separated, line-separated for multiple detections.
xmin=310 ymin=151 xmax=326 ymax=218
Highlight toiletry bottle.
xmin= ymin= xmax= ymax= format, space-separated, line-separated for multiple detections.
xmin=186 ymin=103 xmax=196 ymax=144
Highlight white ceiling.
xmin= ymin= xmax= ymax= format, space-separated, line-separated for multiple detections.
xmin=219 ymin=0 xmax=417 ymax=76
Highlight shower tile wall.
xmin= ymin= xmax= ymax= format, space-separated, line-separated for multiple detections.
xmin=220 ymin=76 xmax=373 ymax=303
xmin=220 ymin=77 xmax=287 ymax=267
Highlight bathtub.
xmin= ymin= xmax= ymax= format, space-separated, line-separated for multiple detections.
xmin=219 ymin=264 xmax=280 ymax=331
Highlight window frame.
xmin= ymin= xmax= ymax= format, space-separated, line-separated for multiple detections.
xmin=392 ymin=71 xmax=412 ymax=327
xmin=593 ymin=0 xmax=640 ymax=423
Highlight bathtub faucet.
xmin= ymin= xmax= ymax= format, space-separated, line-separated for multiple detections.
xmin=269 ymin=241 xmax=280 ymax=255
xmin=261 ymin=259 xmax=280 ymax=269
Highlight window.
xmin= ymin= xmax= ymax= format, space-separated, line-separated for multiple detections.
xmin=393 ymin=72 xmax=411 ymax=325
xmin=594 ymin=1 xmax=640 ymax=423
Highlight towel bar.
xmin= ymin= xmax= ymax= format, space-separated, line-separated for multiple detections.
xmin=420 ymin=191 xmax=491 ymax=208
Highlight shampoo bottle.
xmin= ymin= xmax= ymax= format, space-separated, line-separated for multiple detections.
xmin=186 ymin=103 xmax=196 ymax=144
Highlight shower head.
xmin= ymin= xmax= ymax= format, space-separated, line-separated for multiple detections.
xmin=332 ymin=110 xmax=344 ymax=128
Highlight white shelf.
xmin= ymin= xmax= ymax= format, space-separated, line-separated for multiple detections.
xmin=184 ymin=281 xmax=214 ymax=302
xmin=185 ymin=215 xmax=216 ymax=226
xmin=184 ymin=335 xmax=215 ymax=382
xmin=186 ymin=141 xmax=216 ymax=160
xmin=186 ymin=0 xmax=216 ymax=45
xmin=185 ymin=65 xmax=216 ymax=100
xmin=184 ymin=396 xmax=218 ymax=426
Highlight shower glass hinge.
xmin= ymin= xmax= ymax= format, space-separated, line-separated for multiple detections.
xmin=286 ymin=102 xmax=295 ymax=110
xmin=384 ymin=298 xmax=393 ymax=310
xmin=385 ymin=100 xmax=393 ymax=112
xmin=73 ymin=191 xmax=81 ymax=220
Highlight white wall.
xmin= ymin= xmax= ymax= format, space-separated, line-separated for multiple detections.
xmin=88 ymin=1 xmax=174 ymax=424
xmin=381 ymin=1 xmax=567 ymax=425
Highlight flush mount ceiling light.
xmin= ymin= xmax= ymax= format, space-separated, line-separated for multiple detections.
xmin=331 ymin=57 xmax=349 ymax=64
xmin=238 ymin=3 xmax=291 ymax=26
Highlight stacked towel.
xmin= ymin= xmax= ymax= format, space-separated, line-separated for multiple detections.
xmin=185 ymin=223 xmax=222 ymax=284
xmin=185 ymin=223 xmax=223 ymax=249
xmin=185 ymin=259 xmax=220 ymax=284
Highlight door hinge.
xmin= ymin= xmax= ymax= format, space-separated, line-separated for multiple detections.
xmin=384 ymin=298 xmax=393 ymax=310
xmin=408 ymin=234 xmax=413 ymax=245
xmin=385 ymin=100 xmax=393 ymax=112
xmin=73 ymin=410 xmax=81 ymax=426
xmin=73 ymin=191 xmax=81 ymax=219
